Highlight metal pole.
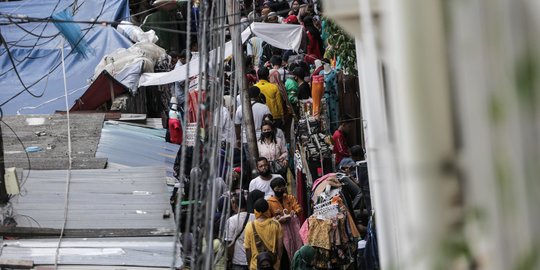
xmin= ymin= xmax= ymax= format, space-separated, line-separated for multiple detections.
xmin=226 ymin=0 xmax=259 ymax=170
xmin=0 ymin=123 xmax=8 ymax=205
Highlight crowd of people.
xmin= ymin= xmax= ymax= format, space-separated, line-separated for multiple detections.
xmin=165 ymin=0 xmax=377 ymax=269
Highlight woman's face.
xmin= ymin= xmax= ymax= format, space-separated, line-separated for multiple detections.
xmin=262 ymin=125 xmax=273 ymax=133
xmin=292 ymin=1 xmax=299 ymax=10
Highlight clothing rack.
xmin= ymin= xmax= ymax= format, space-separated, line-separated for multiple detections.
xmin=313 ymin=199 xmax=339 ymax=219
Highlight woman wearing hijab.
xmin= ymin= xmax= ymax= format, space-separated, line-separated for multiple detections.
xmin=291 ymin=245 xmax=316 ymax=270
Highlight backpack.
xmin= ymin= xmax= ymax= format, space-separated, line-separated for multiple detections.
xmin=251 ymin=222 xmax=277 ymax=264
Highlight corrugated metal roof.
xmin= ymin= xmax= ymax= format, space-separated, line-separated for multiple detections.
xmin=96 ymin=121 xmax=179 ymax=176
xmin=0 ymin=237 xmax=181 ymax=268
xmin=1 ymin=114 xmax=107 ymax=170
xmin=10 ymin=167 xmax=175 ymax=230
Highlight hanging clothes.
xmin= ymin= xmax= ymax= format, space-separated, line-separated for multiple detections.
xmin=320 ymin=68 xmax=339 ymax=133
xmin=302 ymin=194 xmax=361 ymax=269
xmin=188 ymin=89 xmax=206 ymax=126
xmin=307 ymin=217 xmax=333 ymax=250
xmin=311 ymin=75 xmax=324 ymax=117
xmin=311 ymin=65 xmax=324 ymax=82
xmin=337 ymin=71 xmax=362 ymax=147
xmin=296 ymin=168 xmax=308 ymax=223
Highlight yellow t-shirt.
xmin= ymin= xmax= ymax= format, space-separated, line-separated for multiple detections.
xmin=255 ymin=80 xmax=284 ymax=120
xmin=243 ymin=218 xmax=283 ymax=270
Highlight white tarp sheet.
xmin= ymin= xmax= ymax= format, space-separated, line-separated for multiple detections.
xmin=249 ymin=22 xmax=303 ymax=52
xmin=138 ymin=23 xmax=303 ymax=87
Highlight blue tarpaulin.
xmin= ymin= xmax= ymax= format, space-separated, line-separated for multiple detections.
xmin=0 ymin=0 xmax=132 ymax=114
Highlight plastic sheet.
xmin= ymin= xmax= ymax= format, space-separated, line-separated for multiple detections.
xmin=0 ymin=0 xmax=132 ymax=114
xmin=138 ymin=22 xmax=304 ymax=86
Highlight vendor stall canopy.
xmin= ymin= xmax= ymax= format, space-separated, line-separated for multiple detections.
xmin=0 ymin=0 xmax=132 ymax=115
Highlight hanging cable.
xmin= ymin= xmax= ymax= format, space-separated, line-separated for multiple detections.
xmin=0 ymin=0 xmax=64 ymax=67
xmin=0 ymin=114 xmax=32 ymax=196
xmin=172 ymin=0 xmax=193 ymax=266
xmin=0 ymin=4 xmax=299 ymax=34
xmin=0 ymin=31 xmax=46 ymax=99
xmin=0 ymin=0 xmax=107 ymax=108
xmin=53 ymin=37 xmax=73 ymax=270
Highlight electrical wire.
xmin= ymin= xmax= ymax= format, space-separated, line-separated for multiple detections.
xmin=0 ymin=0 xmax=64 ymax=67
xmin=0 ymin=0 xmax=107 ymax=108
xmin=0 ymin=0 xmax=100 ymax=75
xmin=171 ymin=0 xmax=192 ymax=266
xmin=13 ymin=214 xmax=41 ymax=228
xmin=16 ymin=83 xmax=88 ymax=115
xmin=1 ymin=1 xmax=309 ymax=267
xmin=53 ymin=37 xmax=73 ymax=270
xmin=6 ymin=17 xmax=61 ymax=39
xmin=0 ymin=113 xmax=32 ymax=195
xmin=0 ymin=0 xmax=94 ymax=69
xmin=0 ymin=4 xmax=300 ymax=34
xmin=0 ymin=30 xmax=46 ymax=99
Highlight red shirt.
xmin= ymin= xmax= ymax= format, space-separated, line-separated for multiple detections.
xmin=306 ymin=30 xmax=323 ymax=60
xmin=332 ymin=129 xmax=350 ymax=165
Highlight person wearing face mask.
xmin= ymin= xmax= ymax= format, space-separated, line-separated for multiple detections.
xmin=249 ymin=157 xmax=283 ymax=198
xmin=267 ymin=178 xmax=302 ymax=219
xmin=267 ymin=177 xmax=303 ymax=269
xmin=257 ymin=121 xmax=288 ymax=177
xmin=262 ymin=114 xmax=286 ymax=144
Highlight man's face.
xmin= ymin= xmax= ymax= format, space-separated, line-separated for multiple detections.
xmin=179 ymin=57 xmax=187 ymax=65
xmin=257 ymin=160 xmax=270 ymax=175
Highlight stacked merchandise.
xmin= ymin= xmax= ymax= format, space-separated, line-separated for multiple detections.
xmin=294 ymin=100 xmax=334 ymax=217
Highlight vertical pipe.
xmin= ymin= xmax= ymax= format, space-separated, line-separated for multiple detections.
xmin=382 ymin=0 xmax=460 ymax=268
xmin=354 ymin=0 xmax=403 ymax=267
xmin=226 ymin=0 xmax=259 ymax=170
xmin=0 ymin=122 xmax=7 ymax=205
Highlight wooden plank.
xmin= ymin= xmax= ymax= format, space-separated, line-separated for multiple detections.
xmin=0 ymin=227 xmax=175 ymax=238
xmin=0 ymin=259 xmax=34 ymax=269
